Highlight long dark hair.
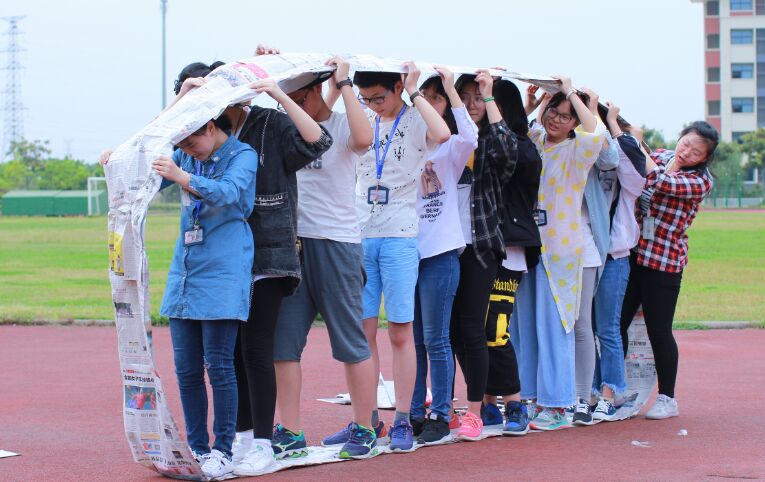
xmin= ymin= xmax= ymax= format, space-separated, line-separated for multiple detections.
xmin=420 ymin=75 xmax=457 ymax=134
xmin=174 ymin=61 xmax=225 ymax=95
xmin=492 ymin=79 xmax=529 ymax=137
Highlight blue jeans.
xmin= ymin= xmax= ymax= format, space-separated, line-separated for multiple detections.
xmin=170 ymin=318 xmax=239 ymax=457
xmin=411 ymin=250 xmax=459 ymax=421
xmin=592 ymin=256 xmax=630 ymax=396
xmin=509 ymin=260 xmax=575 ymax=408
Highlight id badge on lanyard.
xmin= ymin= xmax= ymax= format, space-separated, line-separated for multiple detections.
xmin=369 ymin=106 xmax=407 ymax=212
xmin=642 ymin=157 xmax=674 ymax=242
xmin=184 ymin=159 xmax=215 ymax=246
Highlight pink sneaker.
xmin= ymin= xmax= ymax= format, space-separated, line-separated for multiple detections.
xmin=456 ymin=411 xmax=483 ymax=441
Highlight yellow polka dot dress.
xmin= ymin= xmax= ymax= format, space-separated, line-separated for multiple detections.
xmin=529 ymin=122 xmax=607 ymax=333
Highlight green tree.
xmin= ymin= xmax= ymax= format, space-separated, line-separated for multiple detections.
xmin=37 ymin=158 xmax=93 ymax=190
xmin=711 ymin=141 xmax=745 ymax=179
xmin=739 ymin=129 xmax=765 ymax=189
xmin=640 ymin=126 xmax=676 ymax=151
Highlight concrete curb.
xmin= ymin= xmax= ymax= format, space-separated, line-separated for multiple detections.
xmin=0 ymin=319 xmax=761 ymax=329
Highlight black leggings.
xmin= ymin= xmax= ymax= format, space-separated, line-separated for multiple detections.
xmin=620 ymin=253 xmax=683 ymax=398
xmin=485 ymin=266 xmax=522 ymax=396
xmin=234 ymin=277 xmax=291 ymax=439
xmin=450 ymin=246 xmax=498 ymax=403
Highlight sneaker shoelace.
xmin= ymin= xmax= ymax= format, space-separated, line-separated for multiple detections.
xmin=348 ymin=425 xmax=372 ymax=445
xmin=461 ymin=413 xmax=481 ymax=430
xmin=391 ymin=422 xmax=413 ymax=439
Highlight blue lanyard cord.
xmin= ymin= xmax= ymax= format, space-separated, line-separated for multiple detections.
xmin=191 ymin=159 xmax=216 ymax=225
xmin=374 ymin=105 xmax=408 ymax=181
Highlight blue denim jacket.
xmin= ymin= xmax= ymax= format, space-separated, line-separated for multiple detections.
xmin=159 ymin=136 xmax=258 ymax=321
xmin=583 ymin=131 xmax=619 ymax=282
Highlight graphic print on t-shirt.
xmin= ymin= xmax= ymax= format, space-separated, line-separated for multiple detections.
xmin=420 ymin=160 xmax=445 ymax=223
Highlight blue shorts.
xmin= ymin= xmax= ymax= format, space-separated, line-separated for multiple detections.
xmin=361 ymin=237 xmax=419 ymax=323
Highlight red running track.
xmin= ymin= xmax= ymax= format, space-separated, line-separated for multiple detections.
xmin=1 ymin=325 xmax=764 ymax=481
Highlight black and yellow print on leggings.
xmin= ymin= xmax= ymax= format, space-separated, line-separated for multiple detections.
xmin=485 ymin=267 xmax=521 ymax=347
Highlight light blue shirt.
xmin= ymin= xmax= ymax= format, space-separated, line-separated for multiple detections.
xmin=160 ymin=135 xmax=258 ymax=321
xmin=583 ymin=130 xmax=620 ymax=283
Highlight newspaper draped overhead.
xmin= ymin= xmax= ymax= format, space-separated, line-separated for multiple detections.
xmin=103 ymin=53 xmax=634 ymax=480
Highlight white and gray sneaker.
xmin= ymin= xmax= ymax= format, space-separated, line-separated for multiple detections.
xmin=233 ymin=439 xmax=278 ymax=476
xmin=190 ymin=449 xmax=209 ymax=465
xmin=645 ymin=394 xmax=679 ymax=420
xmin=200 ymin=449 xmax=234 ymax=480
xmin=231 ymin=431 xmax=254 ymax=465
xmin=592 ymin=397 xmax=618 ymax=422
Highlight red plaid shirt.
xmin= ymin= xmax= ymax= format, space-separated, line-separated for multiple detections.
xmin=635 ymin=149 xmax=712 ymax=273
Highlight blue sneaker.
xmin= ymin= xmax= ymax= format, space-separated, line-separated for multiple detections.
xmin=271 ymin=424 xmax=307 ymax=459
xmin=592 ymin=397 xmax=618 ymax=422
xmin=388 ymin=419 xmax=415 ymax=453
xmin=480 ymin=402 xmax=503 ymax=426
xmin=338 ymin=423 xmax=379 ymax=460
xmin=502 ymin=401 xmax=529 ymax=436
xmin=322 ymin=420 xmax=388 ymax=447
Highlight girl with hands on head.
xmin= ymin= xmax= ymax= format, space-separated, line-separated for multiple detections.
xmin=448 ymin=70 xmax=518 ymax=441
xmin=513 ymin=75 xmax=608 ymax=431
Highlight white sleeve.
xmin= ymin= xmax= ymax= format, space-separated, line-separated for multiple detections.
xmin=450 ymin=107 xmax=478 ymax=176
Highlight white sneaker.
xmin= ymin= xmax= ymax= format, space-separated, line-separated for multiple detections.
xmin=190 ymin=448 xmax=209 ymax=465
xmin=645 ymin=394 xmax=679 ymax=420
xmin=233 ymin=440 xmax=278 ymax=476
xmin=231 ymin=431 xmax=254 ymax=465
xmin=200 ymin=449 xmax=234 ymax=480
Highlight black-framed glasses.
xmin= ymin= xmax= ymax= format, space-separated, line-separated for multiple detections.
xmin=546 ymin=108 xmax=574 ymax=124
xmin=357 ymin=90 xmax=390 ymax=106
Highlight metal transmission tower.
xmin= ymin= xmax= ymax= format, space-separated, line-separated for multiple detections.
xmin=1 ymin=16 xmax=26 ymax=161
xmin=160 ymin=0 xmax=168 ymax=109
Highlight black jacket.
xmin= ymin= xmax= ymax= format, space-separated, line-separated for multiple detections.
xmin=499 ymin=135 xmax=543 ymax=268
xmin=239 ymin=106 xmax=332 ymax=291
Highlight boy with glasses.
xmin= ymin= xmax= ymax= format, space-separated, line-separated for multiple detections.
xmin=321 ymin=62 xmax=450 ymax=452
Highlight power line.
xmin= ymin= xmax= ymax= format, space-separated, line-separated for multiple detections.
xmin=1 ymin=16 xmax=26 ymax=162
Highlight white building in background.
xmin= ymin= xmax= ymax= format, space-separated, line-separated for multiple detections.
xmin=693 ymin=0 xmax=763 ymax=183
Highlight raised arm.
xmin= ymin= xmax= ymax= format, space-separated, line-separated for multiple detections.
xmin=554 ymin=75 xmax=597 ymax=133
xmin=327 ymin=56 xmax=373 ymax=152
xmin=250 ymin=78 xmax=323 ymax=143
xmin=402 ymin=61 xmax=451 ymax=145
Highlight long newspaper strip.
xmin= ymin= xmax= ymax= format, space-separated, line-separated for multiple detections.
xmin=103 ymin=52 xmax=558 ymax=479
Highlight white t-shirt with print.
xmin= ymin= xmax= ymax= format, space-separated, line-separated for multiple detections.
xmin=417 ymin=107 xmax=478 ymax=259
xmin=356 ymin=106 xmax=431 ymax=238
xmin=297 ymin=112 xmax=361 ymax=243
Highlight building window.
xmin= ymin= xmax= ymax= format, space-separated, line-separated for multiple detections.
xmin=707 ymin=0 xmax=720 ymax=15
xmin=732 ymin=131 xmax=750 ymax=143
xmin=757 ymin=0 xmax=765 ymax=15
xmin=708 ymin=33 xmax=720 ymax=49
xmin=732 ymin=97 xmax=755 ymax=112
xmin=731 ymin=29 xmax=754 ymax=44
xmin=732 ymin=63 xmax=755 ymax=78
xmin=731 ymin=0 xmax=753 ymax=11
xmin=708 ymin=67 xmax=721 ymax=82
xmin=708 ymin=100 xmax=722 ymax=115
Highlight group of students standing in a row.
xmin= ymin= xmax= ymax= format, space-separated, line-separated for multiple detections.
xmin=104 ymin=47 xmax=717 ymax=480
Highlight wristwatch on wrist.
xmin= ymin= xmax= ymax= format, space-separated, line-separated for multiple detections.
xmin=409 ymin=91 xmax=422 ymax=104
xmin=335 ymin=78 xmax=353 ymax=90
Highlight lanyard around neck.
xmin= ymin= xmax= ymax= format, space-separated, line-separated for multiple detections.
xmin=374 ymin=105 xmax=407 ymax=181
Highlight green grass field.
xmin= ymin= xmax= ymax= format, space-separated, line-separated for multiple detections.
xmin=0 ymin=210 xmax=763 ymax=323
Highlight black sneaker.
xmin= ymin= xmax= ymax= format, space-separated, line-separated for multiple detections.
xmin=572 ymin=398 xmax=596 ymax=426
xmin=411 ymin=417 xmax=425 ymax=437
xmin=416 ymin=413 xmax=451 ymax=446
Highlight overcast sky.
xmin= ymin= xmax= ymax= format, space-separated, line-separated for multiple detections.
xmin=2 ymin=0 xmax=704 ymax=162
